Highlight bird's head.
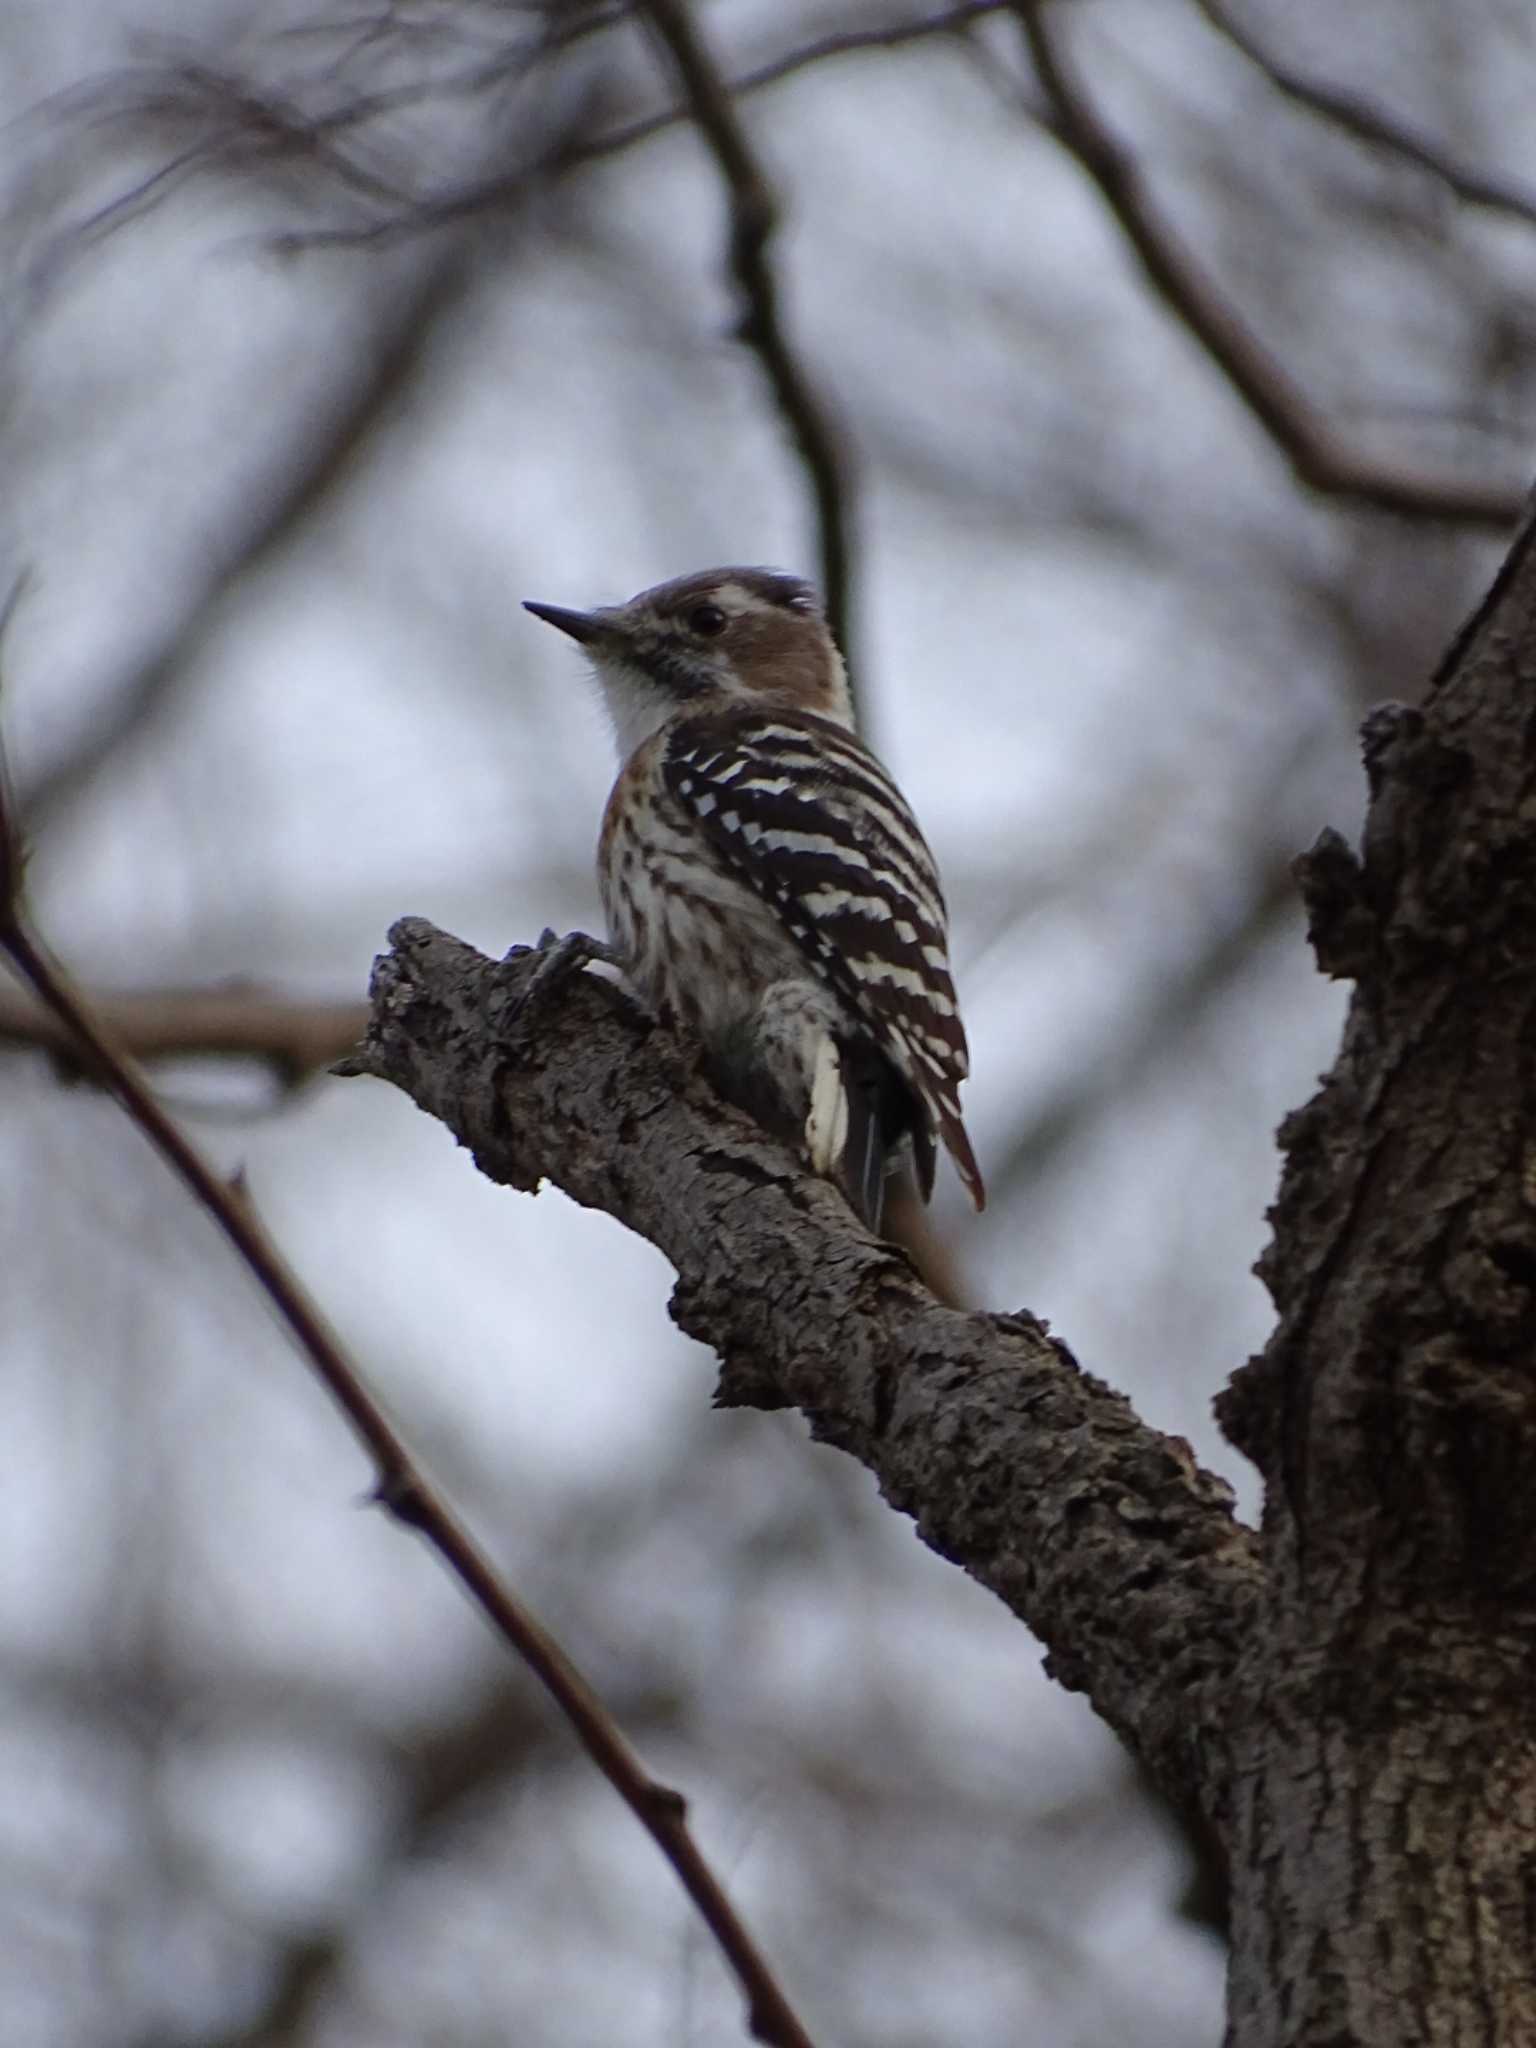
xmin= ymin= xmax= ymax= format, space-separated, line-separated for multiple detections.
xmin=525 ymin=566 xmax=853 ymax=760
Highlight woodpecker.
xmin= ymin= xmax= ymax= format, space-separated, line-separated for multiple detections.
xmin=524 ymin=567 xmax=984 ymax=1230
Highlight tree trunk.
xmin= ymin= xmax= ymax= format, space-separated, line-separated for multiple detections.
xmin=1212 ymin=502 xmax=1536 ymax=2042
xmin=349 ymin=495 xmax=1536 ymax=2044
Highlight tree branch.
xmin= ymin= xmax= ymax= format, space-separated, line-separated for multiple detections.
xmin=343 ymin=918 xmax=1262 ymax=1824
xmin=638 ymin=0 xmax=861 ymax=702
xmin=0 ymin=979 xmax=366 ymax=1080
xmin=0 ymin=833 xmax=817 ymax=2048
xmin=68 ymin=4 xmax=1521 ymax=540
xmin=270 ymin=3 xmax=1015 ymax=251
xmin=571 ymin=0 xmax=1012 ymax=168
xmin=1191 ymin=0 xmax=1536 ymax=236
xmin=1012 ymin=1 xmax=1524 ymax=530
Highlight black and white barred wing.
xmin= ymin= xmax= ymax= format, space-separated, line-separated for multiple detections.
xmin=663 ymin=710 xmax=985 ymax=1209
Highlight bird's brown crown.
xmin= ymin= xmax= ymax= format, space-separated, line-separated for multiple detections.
xmin=525 ymin=566 xmax=853 ymax=759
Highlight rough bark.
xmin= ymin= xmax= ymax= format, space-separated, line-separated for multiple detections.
xmin=350 ymin=496 xmax=1536 ymax=2044
xmin=1215 ymin=495 xmax=1536 ymax=2045
xmin=347 ymin=929 xmax=1260 ymax=1824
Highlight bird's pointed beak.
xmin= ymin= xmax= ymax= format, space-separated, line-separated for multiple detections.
xmin=523 ymin=599 xmax=614 ymax=647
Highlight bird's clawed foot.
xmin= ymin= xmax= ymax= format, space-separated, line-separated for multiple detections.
xmin=501 ymin=928 xmax=623 ymax=1025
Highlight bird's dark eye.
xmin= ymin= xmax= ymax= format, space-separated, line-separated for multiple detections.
xmin=686 ymin=603 xmax=728 ymax=638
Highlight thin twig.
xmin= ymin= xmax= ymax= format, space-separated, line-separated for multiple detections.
xmin=0 ymin=980 xmax=367 ymax=1079
xmin=273 ymin=3 xmax=1014 ymax=240
xmin=1191 ymin=0 xmax=1536 ymax=235
xmin=270 ymin=0 xmax=1522 ymax=535
xmin=574 ymin=0 xmax=1010 ymax=166
xmin=638 ymin=0 xmax=861 ymax=705
xmin=1012 ymin=1 xmax=1524 ymax=530
xmin=50 ymin=6 xmax=1009 ymax=264
xmin=0 ymin=974 xmax=962 ymax=1298
xmin=0 ymin=789 xmax=816 ymax=2048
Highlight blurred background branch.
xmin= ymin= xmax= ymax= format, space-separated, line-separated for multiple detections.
xmin=1014 ymin=0 xmax=1524 ymax=528
xmin=0 ymin=978 xmax=366 ymax=1078
xmin=641 ymin=0 xmax=859 ymax=691
xmin=0 ymin=814 xmax=817 ymax=2048
xmin=1190 ymin=0 xmax=1536 ymax=232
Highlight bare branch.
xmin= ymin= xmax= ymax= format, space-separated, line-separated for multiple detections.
xmin=574 ymin=0 xmax=1012 ymax=167
xmin=639 ymin=0 xmax=861 ymax=704
xmin=278 ymin=2 xmax=1017 ymax=240
xmin=344 ymin=918 xmax=1262 ymax=1821
xmin=20 ymin=50 xmax=622 ymax=834
xmin=0 ymin=814 xmax=817 ymax=2048
xmin=0 ymin=980 xmax=367 ymax=1080
xmin=1012 ymin=2 xmax=1525 ymax=530
xmin=0 ymin=971 xmax=969 ymax=1297
xmin=21 ymin=0 xmax=627 ymax=263
xmin=49 ymin=6 xmax=1010 ymax=265
xmin=1192 ymin=0 xmax=1536 ymax=235
xmin=44 ymin=0 xmax=1525 ymax=558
